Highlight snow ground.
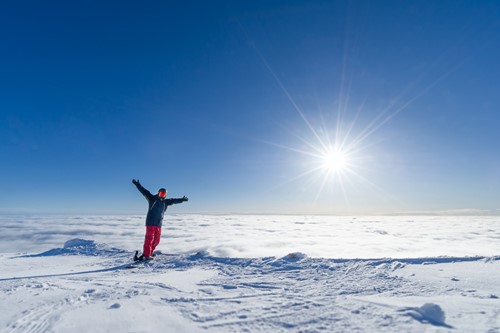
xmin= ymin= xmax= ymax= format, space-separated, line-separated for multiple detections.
xmin=0 ymin=215 xmax=499 ymax=332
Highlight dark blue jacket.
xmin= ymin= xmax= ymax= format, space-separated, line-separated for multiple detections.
xmin=133 ymin=182 xmax=187 ymax=227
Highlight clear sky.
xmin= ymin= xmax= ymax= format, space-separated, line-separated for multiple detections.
xmin=1 ymin=1 xmax=500 ymax=215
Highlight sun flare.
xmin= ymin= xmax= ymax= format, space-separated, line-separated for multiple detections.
xmin=321 ymin=149 xmax=348 ymax=173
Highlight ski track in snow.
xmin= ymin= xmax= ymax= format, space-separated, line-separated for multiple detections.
xmin=0 ymin=239 xmax=499 ymax=332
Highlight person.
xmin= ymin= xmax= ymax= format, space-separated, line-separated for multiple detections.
xmin=132 ymin=179 xmax=188 ymax=261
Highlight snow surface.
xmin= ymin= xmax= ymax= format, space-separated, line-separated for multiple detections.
xmin=0 ymin=215 xmax=499 ymax=332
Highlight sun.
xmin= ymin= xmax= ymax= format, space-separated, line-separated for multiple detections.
xmin=321 ymin=149 xmax=348 ymax=173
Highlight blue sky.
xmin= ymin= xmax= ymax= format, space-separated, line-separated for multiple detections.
xmin=1 ymin=1 xmax=500 ymax=214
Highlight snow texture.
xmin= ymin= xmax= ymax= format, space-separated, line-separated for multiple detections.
xmin=0 ymin=215 xmax=499 ymax=332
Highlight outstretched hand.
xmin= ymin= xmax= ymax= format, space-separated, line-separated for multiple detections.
xmin=182 ymin=196 xmax=189 ymax=202
xmin=132 ymin=179 xmax=140 ymax=185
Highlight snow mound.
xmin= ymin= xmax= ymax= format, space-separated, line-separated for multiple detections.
xmin=401 ymin=303 xmax=451 ymax=328
xmin=193 ymin=250 xmax=211 ymax=257
xmin=283 ymin=252 xmax=308 ymax=260
xmin=63 ymin=239 xmax=95 ymax=249
xmin=23 ymin=239 xmax=125 ymax=257
xmin=417 ymin=303 xmax=446 ymax=324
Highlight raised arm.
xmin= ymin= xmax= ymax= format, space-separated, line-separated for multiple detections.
xmin=167 ymin=196 xmax=189 ymax=205
xmin=132 ymin=179 xmax=154 ymax=201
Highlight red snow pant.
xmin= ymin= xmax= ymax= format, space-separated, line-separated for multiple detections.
xmin=143 ymin=226 xmax=162 ymax=257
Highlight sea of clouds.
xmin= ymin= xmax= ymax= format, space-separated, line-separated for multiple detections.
xmin=0 ymin=214 xmax=499 ymax=258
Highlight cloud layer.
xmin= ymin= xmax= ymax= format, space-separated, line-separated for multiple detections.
xmin=1 ymin=214 xmax=499 ymax=258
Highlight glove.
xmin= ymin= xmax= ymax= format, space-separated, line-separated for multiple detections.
xmin=182 ymin=196 xmax=188 ymax=202
xmin=132 ymin=179 xmax=140 ymax=185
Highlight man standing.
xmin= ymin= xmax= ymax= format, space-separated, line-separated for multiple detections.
xmin=132 ymin=179 xmax=188 ymax=261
